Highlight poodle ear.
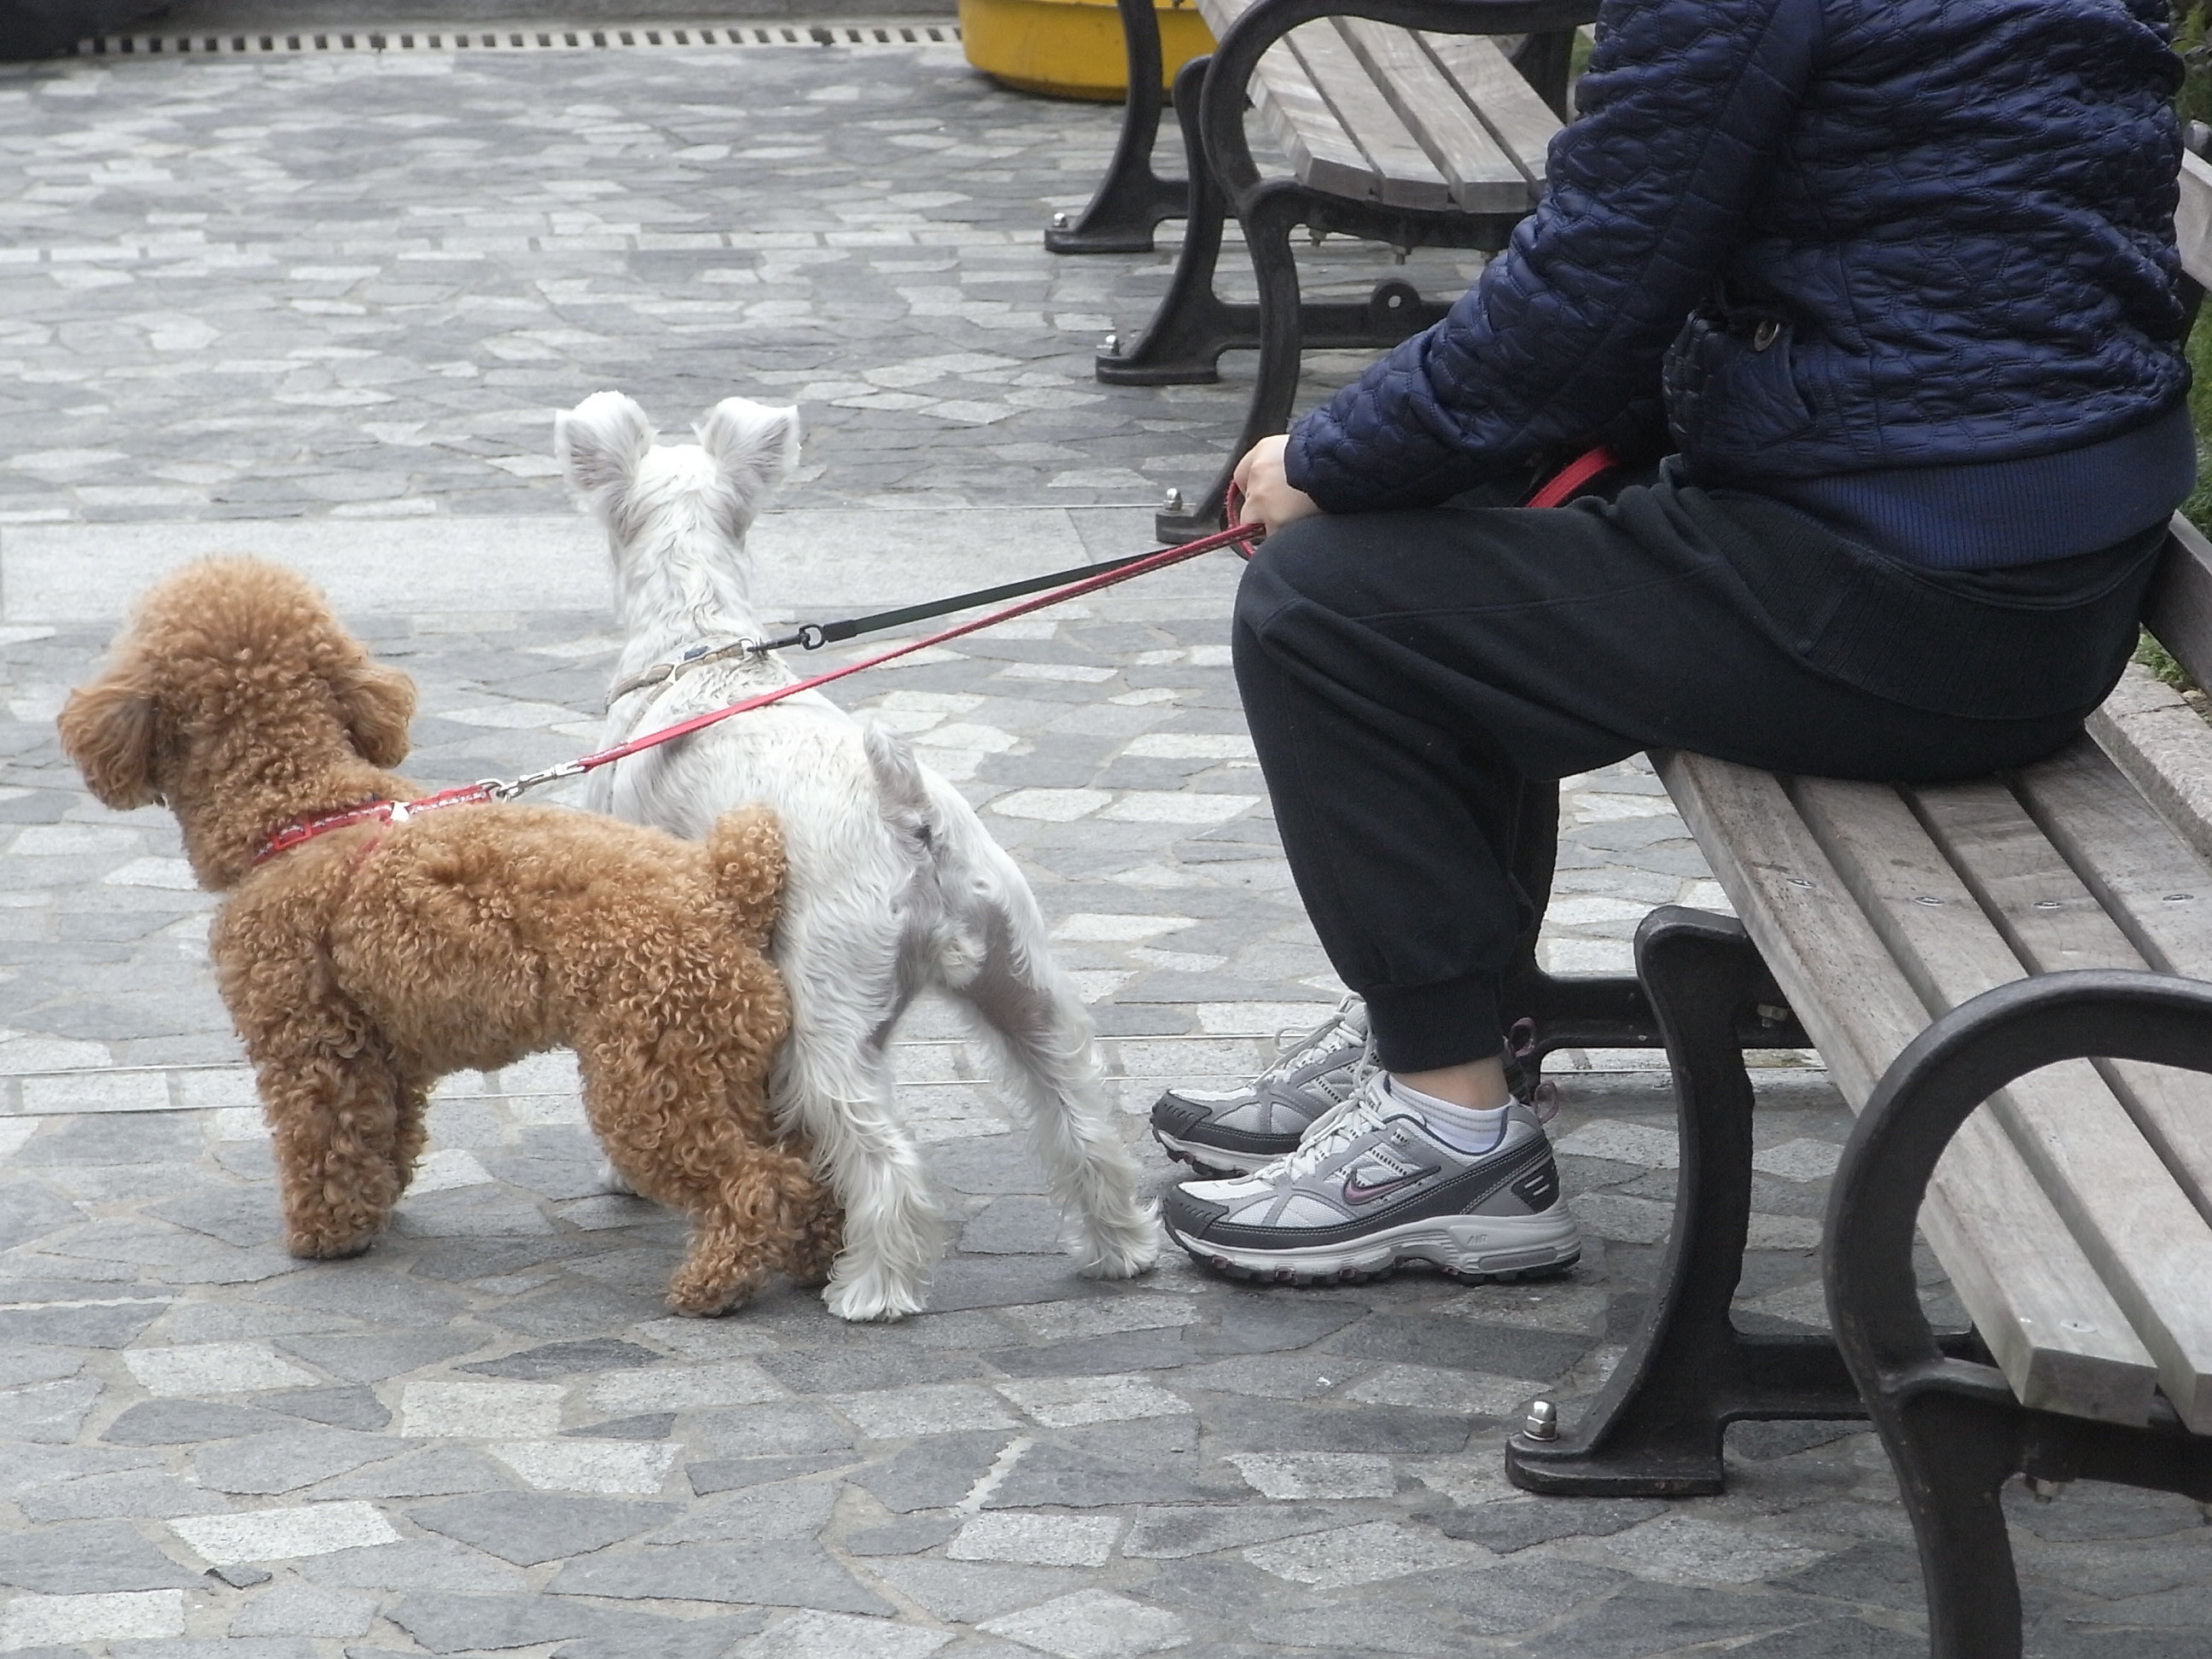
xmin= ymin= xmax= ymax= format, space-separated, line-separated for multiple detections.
xmin=556 ymin=392 xmax=658 ymax=516
xmin=331 ymin=661 xmax=415 ymax=767
xmin=696 ymin=398 xmax=801 ymax=515
xmin=59 ymin=674 xmax=161 ymax=809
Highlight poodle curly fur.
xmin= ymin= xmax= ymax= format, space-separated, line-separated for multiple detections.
xmin=58 ymin=556 xmax=836 ymax=1317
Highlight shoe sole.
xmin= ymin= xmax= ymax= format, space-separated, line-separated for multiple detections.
xmin=1167 ymin=1208 xmax=1582 ymax=1287
xmin=1150 ymin=1126 xmax=1293 ymax=1179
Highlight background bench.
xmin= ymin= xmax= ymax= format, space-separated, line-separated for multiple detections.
xmin=1505 ymin=146 xmax=2212 ymax=1659
xmin=1049 ymin=0 xmax=1590 ymax=539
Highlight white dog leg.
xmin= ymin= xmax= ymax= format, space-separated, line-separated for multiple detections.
xmin=778 ymin=1025 xmax=945 ymax=1322
xmin=953 ymin=853 xmax=1162 ymax=1279
xmin=599 ymin=1160 xmax=638 ymax=1198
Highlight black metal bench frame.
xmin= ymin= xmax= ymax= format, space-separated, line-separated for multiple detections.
xmin=1047 ymin=0 xmax=1593 ymax=541
xmin=1505 ymin=909 xmax=2212 ymax=1657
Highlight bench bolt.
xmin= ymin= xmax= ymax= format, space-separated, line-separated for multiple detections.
xmin=2027 ymin=1476 xmax=2069 ymax=1504
xmin=1522 ymin=1399 xmax=1559 ymax=1441
xmin=1163 ymin=487 xmax=1184 ymax=512
xmin=1052 ymin=211 xmax=1070 ymax=229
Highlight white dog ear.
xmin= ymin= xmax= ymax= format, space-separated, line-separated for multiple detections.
xmin=696 ymin=398 xmax=801 ymax=514
xmin=556 ymin=392 xmax=658 ymax=515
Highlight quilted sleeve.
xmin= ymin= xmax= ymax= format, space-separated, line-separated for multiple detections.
xmin=1284 ymin=0 xmax=1823 ymax=513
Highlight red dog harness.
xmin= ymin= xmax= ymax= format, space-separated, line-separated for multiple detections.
xmin=251 ymin=783 xmax=510 ymax=867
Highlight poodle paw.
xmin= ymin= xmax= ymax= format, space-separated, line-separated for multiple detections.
xmin=287 ymin=1231 xmax=378 ymax=1261
xmin=664 ymin=1279 xmax=753 ymax=1318
xmin=666 ymin=1294 xmax=748 ymax=1318
xmin=1071 ymin=1211 xmax=1167 ymax=1279
xmin=824 ymin=1272 xmax=927 ymax=1323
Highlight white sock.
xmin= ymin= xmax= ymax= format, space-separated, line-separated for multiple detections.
xmin=1388 ymin=1075 xmax=1511 ymax=1154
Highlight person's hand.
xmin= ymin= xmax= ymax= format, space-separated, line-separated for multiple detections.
xmin=1231 ymin=434 xmax=1323 ymax=533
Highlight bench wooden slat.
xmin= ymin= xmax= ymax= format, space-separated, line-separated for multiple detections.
xmin=1979 ymin=745 xmax=2212 ymax=1214
xmin=1654 ymin=751 xmax=2159 ymax=1423
xmin=1794 ymin=776 xmax=2212 ymax=1430
xmin=1417 ymin=29 xmax=1560 ymax=187
xmin=1913 ymin=770 xmax=2212 ymax=1232
xmin=1194 ymin=0 xmax=1556 ymax=211
xmin=2090 ymin=657 xmax=2212 ymax=872
xmin=1194 ymin=0 xmax=1380 ymax=202
xmin=1280 ymin=23 xmax=1456 ymax=210
xmin=2012 ymin=736 xmax=2212 ymax=984
xmin=1251 ymin=35 xmax=1387 ymax=203
xmin=1333 ymin=19 xmax=1535 ymax=212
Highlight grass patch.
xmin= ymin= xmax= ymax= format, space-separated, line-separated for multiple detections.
xmin=2135 ymin=626 xmax=2197 ymax=695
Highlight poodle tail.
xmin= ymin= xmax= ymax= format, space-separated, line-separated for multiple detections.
xmin=707 ymin=804 xmax=786 ymax=950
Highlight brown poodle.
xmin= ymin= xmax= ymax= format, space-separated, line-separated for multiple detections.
xmin=59 ymin=556 xmax=837 ymax=1316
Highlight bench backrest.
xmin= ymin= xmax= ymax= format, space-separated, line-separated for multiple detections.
xmin=2141 ymin=151 xmax=2212 ymax=695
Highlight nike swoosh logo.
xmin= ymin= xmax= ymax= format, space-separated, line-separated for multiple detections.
xmin=1342 ymin=1167 xmax=1437 ymax=1205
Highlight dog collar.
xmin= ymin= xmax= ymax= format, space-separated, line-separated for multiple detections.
xmin=252 ymin=785 xmax=494 ymax=867
xmin=605 ymin=638 xmax=770 ymax=710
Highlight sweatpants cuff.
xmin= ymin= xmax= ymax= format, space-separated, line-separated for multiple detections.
xmin=1363 ymin=975 xmax=1504 ymax=1074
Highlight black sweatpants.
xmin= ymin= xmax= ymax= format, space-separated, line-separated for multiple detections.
xmin=1231 ymin=463 xmax=2164 ymax=1074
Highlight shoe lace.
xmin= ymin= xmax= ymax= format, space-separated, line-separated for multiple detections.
xmin=1265 ymin=993 xmax=1365 ymax=1078
xmin=1270 ymin=1074 xmax=1393 ymax=1182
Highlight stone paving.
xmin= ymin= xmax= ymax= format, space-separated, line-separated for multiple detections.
xmin=0 ymin=29 xmax=1487 ymax=525
xmin=3 ymin=28 xmax=2210 ymax=1659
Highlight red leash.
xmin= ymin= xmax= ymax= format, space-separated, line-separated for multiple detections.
xmin=579 ymin=516 xmax=1260 ymax=769
xmin=1524 ymin=446 xmax=1620 ymax=509
xmin=253 ymin=514 xmax=1264 ymax=865
xmin=253 ymin=445 xmax=1616 ymax=869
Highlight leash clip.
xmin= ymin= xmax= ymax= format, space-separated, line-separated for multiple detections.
xmin=484 ymin=761 xmax=587 ymax=803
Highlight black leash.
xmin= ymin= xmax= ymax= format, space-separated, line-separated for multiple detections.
xmin=752 ymin=546 xmax=1163 ymax=653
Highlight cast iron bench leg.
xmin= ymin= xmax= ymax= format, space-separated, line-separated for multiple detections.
xmin=1499 ymin=778 xmax=1670 ymax=1054
xmin=1511 ymin=27 xmax=1577 ymax=119
xmin=1506 ymin=907 xmax=1865 ymax=1495
xmin=1045 ymin=0 xmax=1188 ymax=254
xmin=1097 ymin=55 xmax=1258 ymax=391
xmin=1823 ymin=972 xmax=2212 ymax=1657
xmin=1156 ymin=180 xmax=1310 ymax=537
xmin=1153 ymin=186 xmax=1454 ymax=540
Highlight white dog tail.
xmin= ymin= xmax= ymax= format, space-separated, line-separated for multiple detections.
xmin=863 ymin=725 xmax=1163 ymax=1281
xmin=860 ymin=725 xmax=988 ymax=988
xmin=860 ymin=721 xmax=933 ymax=826
xmin=706 ymin=804 xmax=786 ymax=952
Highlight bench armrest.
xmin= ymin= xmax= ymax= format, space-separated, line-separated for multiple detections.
xmin=1825 ymin=969 xmax=2212 ymax=1395
xmin=1198 ymin=0 xmax=1599 ymax=199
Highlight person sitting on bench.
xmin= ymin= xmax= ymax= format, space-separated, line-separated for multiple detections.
xmin=1150 ymin=0 xmax=2196 ymax=1284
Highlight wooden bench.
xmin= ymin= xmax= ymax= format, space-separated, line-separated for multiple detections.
xmin=1047 ymin=0 xmax=1592 ymax=539
xmin=1503 ymin=147 xmax=2212 ymax=1659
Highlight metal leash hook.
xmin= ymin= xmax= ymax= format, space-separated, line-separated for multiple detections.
xmin=480 ymin=760 xmax=587 ymax=803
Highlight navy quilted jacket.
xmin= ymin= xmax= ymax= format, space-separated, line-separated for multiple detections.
xmin=1284 ymin=0 xmax=2189 ymax=513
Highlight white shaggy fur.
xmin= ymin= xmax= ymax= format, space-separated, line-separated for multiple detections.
xmin=556 ymin=391 xmax=1164 ymax=1321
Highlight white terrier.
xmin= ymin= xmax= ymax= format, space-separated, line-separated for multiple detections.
xmin=556 ymin=391 xmax=1164 ymax=1322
